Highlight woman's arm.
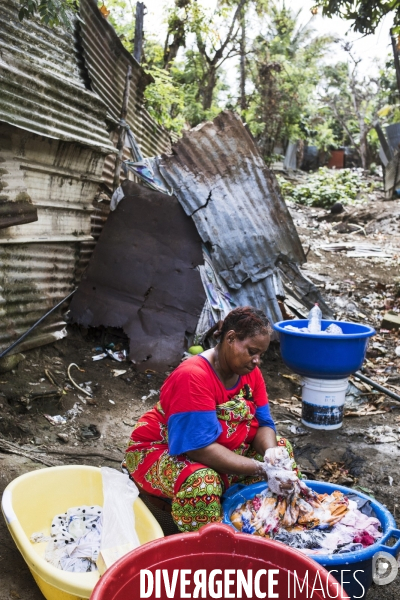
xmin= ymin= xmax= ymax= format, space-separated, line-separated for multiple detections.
xmin=186 ymin=443 xmax=261 ymax=476
xmin=251 ymin=426 xmax=277 ymax=456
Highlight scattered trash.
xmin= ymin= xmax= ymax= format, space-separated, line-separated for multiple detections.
xmin=92 ymin=353 xmax=107 ymax=361
xmin=67 ymin=363 xmax=92 ymax=397
xmin=111 ymin=369 xmax=127 ymax=377
xmin=80 ymin=424 xmax=101 ymax=440
xmin=109 ymin=399 xmax=115 ymax=405
xmin=388 ymin=476 xmax=394 ymax=487
xmin=65 ymin=403 xmax=84 ymax=420
xmin=57 ymin=433 xmax=69 ymax=443
xmin=43 ymin=414 xmax=67 ymax=426
xmin=319 ymin=242 xmax=398 ymax=258
xmin=287 ymin=424 xmax=309 ymax=436
xmin=106 ymin=349 xmax=127 ymax=362
xmin=141 ymin=389 xmax=159 ymax=401
xmin=364 ymin=425 xmax=400 ymax=444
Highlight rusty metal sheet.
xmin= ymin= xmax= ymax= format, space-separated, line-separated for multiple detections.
xmin=0 ymin=0 xmax=114 ymax=154
xmin=0 ymin=123 xmax=104 ymax=243
xmin=0 ymin=242 xmax=80 ymax=353
xmin=80 ymin=0 xmax=173 ymax=160
xmin=70 ymin=181 xmax=205 ymax=370
xmin=156 ymin=111 xmax=331 ymax=322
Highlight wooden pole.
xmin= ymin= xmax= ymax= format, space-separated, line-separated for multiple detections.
xmin=113 ymin=66 xmax=132 ymax=190
xmin=391 ymin=29 xmax=400 ymax=97
xmin=133 ymin=2 xmax=145 ymax=63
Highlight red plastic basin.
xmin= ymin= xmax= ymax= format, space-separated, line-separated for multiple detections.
xmin=90 ymin=523 xmax=349 ymax=600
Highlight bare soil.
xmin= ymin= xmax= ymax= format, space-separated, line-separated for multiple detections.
xmin=1 ymin=187 xmax=400 ymax=599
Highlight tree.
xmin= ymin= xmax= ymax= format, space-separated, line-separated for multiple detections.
xmin=245 ymin=2 xmax=333 ymax=159
xmin=319 ymin=52 xmax=383 ymax=169
xmin=312 ymin=0 xmax=400 ymax=34
xmin=192 ymin=0 xmax=247 ymax=110
xmin=163 ymin=0 xmax=194 ymax=69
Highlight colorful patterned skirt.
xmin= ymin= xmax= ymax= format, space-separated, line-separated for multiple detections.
xmin=126 ymin=437 xmax=299 ymax=533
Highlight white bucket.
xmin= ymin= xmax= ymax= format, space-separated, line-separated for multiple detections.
xmin=301 ymin=377 xmax=348 ymax=430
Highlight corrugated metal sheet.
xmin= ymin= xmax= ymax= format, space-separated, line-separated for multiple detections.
xmin=0 ymin=243 xmax=79 ymax=352
xmin=0 ymin=0 xmax=179 ymax=357
xmin=0 ymin=123 xmax=104 ymax=243
xmin=0 ymin=0 xmax=115 ymax=153
xmin=70 ymin=181 xmax=205 ymax=371
xmin=80 ymin=0 xmax=173 ymax=162
xmin=157 ymin=111 xmax=330 ymax=323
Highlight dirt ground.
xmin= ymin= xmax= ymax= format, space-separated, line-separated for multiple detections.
xmin=1 ymin=180 xmax=400 ymax=599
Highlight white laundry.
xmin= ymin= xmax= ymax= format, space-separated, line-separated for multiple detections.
xmin=32 ymin=505 xmax=103 ymax=573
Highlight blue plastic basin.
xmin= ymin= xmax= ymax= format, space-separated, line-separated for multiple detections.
xmin=273 ymin=320 xmax=375 ymax=379
xmin=222 ymin=480 xmax=400 ymax=600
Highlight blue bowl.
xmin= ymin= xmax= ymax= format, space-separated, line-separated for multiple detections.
xmin=222 ymin=480 xmax=400 ymax=600
xmin=273 ymin=320 xmax=375 ymax=379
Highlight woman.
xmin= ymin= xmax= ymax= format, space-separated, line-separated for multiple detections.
xmin=126 ymin=306 xmax=298 ymax=532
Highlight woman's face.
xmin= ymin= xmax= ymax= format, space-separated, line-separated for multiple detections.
xmin=223 ymin=331 xmax=270 ymax=375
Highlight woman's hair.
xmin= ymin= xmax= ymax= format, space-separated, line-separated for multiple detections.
xmin=212 ymin=306 xmax=272 ymax=341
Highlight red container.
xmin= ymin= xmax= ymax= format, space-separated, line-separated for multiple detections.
xmin=91 ymin=524 xmax=349 ymax=600
xmin=327 ymin=150 xmax=345 ymax=169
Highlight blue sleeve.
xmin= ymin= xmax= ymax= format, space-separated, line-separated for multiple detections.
xmin=255 ymin=404 xmax=276 ymax=431
xmin=168 ymin=411 xmax=222 ymax=455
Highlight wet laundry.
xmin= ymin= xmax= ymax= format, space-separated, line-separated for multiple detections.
xmin=31 ymin=505 xmax=102 ymax=572
xmin=230 ymin=487 xmax=382 ymax=555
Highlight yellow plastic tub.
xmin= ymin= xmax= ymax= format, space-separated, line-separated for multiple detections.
xmin=1 ymin=465 xmax=164 ymax=600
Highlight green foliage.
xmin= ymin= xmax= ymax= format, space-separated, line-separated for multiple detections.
xmin=277 ymin=167 xmax=366 ymax=207
xmin=143 ymin=66 xmax=186 ymax=134
xmin=100 ymin=0 xmax=136 ymax=52
xmin=246 ymin=2 xmax=334 ymax=157
xmin=18 ymin=0 xmax=77 ymax=28
xmin=312 ymin=0 xmax=400 ymax=34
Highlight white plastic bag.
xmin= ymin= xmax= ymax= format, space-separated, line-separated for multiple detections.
xmin=98 ymin=467 xmax=140 ymax=573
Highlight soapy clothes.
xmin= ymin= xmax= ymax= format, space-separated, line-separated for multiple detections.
xmin=231 ymin=492 xmax=382 ymax=555
xmin=231 ymin=447 xmax=381 ymax=555
xmin=31 ymin=505 xmax=102 ymax=572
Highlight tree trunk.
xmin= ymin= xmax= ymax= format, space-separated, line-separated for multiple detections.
xmin=133 ymin=2 xmax=145 ymax=64
xmin=202 ymin=66 xmax=217 ymax=110
xmin=239 ymin=12 xmax=246 ymax=111
xmin=359 ymin=129 xmax=369 ymax=170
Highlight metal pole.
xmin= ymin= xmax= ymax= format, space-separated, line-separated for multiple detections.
xmin=355 ymin=370 xmax=400 ymax=403
xmin=133 ymin=2 xmax=145 ymax=64
xmin=0 ymin=289 xmax=76 ymax=359
xmin=113 ymin=66 xmax=132 ymax=190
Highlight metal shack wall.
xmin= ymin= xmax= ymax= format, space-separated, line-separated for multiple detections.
xmin=79 ymin=0 xmax=173 ymax=178
xmin=0 ymin=0 xmax=176 ymax=355
xmin=0 ymin=1 xmax=115 ymax=354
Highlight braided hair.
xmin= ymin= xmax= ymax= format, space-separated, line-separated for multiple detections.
xmin=213 ymin=306 xmax=272 ymax=341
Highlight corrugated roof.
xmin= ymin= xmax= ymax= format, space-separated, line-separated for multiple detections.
xmin=157 ymin=111 xmax=309 ymax=322
xmin=80 ymin=0 xmax=173 ymax=160
xmin=0 ymin=0 xmax=115 ymax=153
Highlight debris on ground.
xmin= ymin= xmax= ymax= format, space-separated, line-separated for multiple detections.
xmin=316 ymin=460 xmax=358 ymax=485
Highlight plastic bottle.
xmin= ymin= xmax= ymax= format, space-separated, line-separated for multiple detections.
xmin=308 ymin=303 xmax=322 ymax=333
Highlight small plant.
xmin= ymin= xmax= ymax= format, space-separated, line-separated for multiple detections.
xmin=277 ymin=167 xmax=367 ymax=208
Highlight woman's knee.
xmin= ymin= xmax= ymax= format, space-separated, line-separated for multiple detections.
xmin=172 ymin=467 xmax=223 ymax=533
